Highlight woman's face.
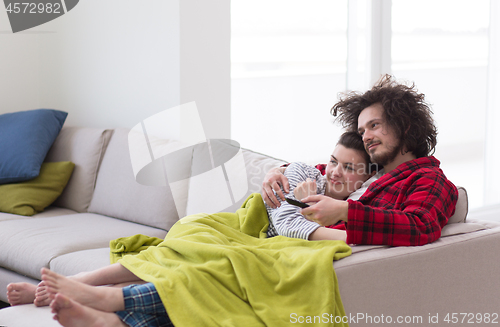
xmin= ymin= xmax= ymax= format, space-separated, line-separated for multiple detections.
xmin=324 ymin=144 xmax=372 ymax=200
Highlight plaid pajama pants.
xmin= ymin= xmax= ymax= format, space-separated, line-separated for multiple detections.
xmin=115 ymin=283 xmax=174 ymax=327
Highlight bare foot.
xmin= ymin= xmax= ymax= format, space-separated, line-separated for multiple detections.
xmin=41 ymin=268 xmax=124 ymax=312
xmin=34 ymin=281 xmax=52 ymax=307
xmin=34 ymin=271 xmax=136 ymax=306
xmin=50 ymin=293 xmax=127 ymax=327
xmin=68 ymin=271 xmax=95 ymax=285
xmin=68 ymin=263 xmax=143 ymax=287
xmin=6 ymin=282 xmax=37 ymax=305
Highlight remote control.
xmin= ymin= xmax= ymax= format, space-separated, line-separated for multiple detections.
xmin=285 ymin=197 xmax=310 ymax=208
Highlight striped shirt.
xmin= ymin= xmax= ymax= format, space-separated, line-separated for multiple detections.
xmin=265 ymin=162 xmax=381 ymax=239
xmin=266 ymin=162 xmax=325 ymax=239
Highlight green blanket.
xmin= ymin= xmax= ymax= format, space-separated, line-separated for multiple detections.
xmin=112 ymin=193 xmax=351 ymax=326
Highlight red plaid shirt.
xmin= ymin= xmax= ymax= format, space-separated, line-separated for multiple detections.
xmin=283 ymin=158 xmax=457 ymax=246
xmin=330 ymin=156 xmax=458 ymax=246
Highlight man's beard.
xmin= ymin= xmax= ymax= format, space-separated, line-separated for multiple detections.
xmin=368 ymin=141 xmax=403 ymax=167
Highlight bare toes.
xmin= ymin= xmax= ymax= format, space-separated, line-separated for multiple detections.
xmin=34 ymin=294 xmax=52 ymax=307
xmin=6 ymin=282 xmax=37 ymax=305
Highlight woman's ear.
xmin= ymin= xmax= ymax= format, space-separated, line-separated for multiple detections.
xmin=368 ymin=163 xmax=379 ymax=177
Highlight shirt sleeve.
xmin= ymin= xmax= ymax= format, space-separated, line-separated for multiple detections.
xmin=314 ymin=164 xmax=327 ymax=175
xmin=269 ymin=162 xmax=324 ymax=240
xmin=344 ymin=171 xmax=458 ymax=246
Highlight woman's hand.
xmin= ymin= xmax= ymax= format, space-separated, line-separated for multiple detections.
xmin=294 ymin=178 xmax=317 ymax=204
xmin=261 ymin=167 xmax=289 ymax=208
xmin=299 ymin=195 xmax=349 ymax=226
xmin=308 ymin=227 xmax=347 ymax=242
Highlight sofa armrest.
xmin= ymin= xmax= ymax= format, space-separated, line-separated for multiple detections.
xmin=334 ymin=220 xmax=500 ymax=326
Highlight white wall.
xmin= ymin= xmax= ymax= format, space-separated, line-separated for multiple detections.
xmin=0 ymin=8 xmax=42 ymax=111
xmin=0 ymin=0 xmax=230 ymax=137
xmin=180 ymin=0 xmax=230 ymax=139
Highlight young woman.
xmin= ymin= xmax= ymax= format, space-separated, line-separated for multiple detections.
xmin=266 ymin=131 xmax=378 ymax=242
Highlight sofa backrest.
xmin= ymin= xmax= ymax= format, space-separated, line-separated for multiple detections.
xmin=45 ymin=127 xmax=113 ymax=213
xmin=448 ymin=186 xmax=468 ymax=224
xmin=52 ymin=126 xmax=466 ymax=229
xmin=87 ymin=128 xmax=180 ymax=231
xmin=183 ymin=144 xmax=468 ymax=224
xmin=87 ymin=130 xmax=287 ymax=227
xmin=183 ymin=140 xmax=287 ymax=216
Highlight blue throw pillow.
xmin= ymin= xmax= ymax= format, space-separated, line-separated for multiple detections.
xmin=0 ymin=109 xmax=68 ymax=184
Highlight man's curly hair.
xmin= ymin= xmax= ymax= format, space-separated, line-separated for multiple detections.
xmin=331 ymin=74 xmax=437 ymax=158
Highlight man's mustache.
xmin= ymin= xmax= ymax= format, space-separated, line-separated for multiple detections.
xmin=365 ymin=140 xmax=380 ymax=150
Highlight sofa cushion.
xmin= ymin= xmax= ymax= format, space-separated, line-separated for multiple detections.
xmin=0 ymin=206 xmax=77 ymax=223
xmin=448 ymin=186 xmax=468 ymax=224
xmin=0 ymin=161 xmax=75 ymax=216
xmin=0 ymin=109 xmax=67 ymax=184
xmin=49 ymin=247 xmax=115 ymax=276
xmin=88 ymin=128 xmax=180 ymax=230
xmin=0 ymin=305 xmax=59 ymax=327
xmin=0 ymin=213 xmax=168 ymax=280
xmin=32 ymin=206 xmax=78 ymax=218
xmin=441 ymin=222 xmax=486 ymax=237
xmin=45 ymin=127 xmax=113 ymax=212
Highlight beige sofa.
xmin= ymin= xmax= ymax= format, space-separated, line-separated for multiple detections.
xmin=0 ymin=127 xmax=499 ymax=326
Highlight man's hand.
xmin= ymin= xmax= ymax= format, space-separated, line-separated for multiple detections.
xmin=300 ymin=195 xmax=349 ymax=226
xmin=262 ymin=167 xmax=289 ymax=208
xmin=294 ymin=178 xmax=317 ymax=204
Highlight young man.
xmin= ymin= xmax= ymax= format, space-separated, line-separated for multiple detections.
xmin=262 ymin=74 xmax=458 ymax=246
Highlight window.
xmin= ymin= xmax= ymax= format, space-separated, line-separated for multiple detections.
xmin=231 ymin=0 xmax=348 ymax=164
xmin=231 ymin=0 xmax=498 ymax=209
xmin=391 ymin=0 xmax=490 ymax=208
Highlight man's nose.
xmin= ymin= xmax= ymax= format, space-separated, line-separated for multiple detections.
xmin=362 ymin=130 xmax=373 ymax=144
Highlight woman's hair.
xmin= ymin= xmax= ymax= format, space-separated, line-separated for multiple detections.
xmin=331 ymin=74 xmax=437 ymax=158
xmin=337 ymin=131 xmax=378 ymax=174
